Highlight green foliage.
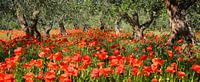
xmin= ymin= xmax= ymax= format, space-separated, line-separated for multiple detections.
xmin=0 ymin=0 xmax=199 ymax=32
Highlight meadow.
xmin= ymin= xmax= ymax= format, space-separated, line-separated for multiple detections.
xmin=0 ymin=28 xmax=200 ymax=82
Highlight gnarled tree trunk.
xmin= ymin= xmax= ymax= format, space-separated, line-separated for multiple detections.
xmin=31 ymin=11 xmax=41 ymax=40
xmin=16 ymin=9 xmax=41 ymax=40
xmin=16 ymin=9 xmax=30 ymax=36
xmin=59 ymin=22 xmax=67 ymax=36
xmin=83 ymin=23 xmax=89 ymax=32
xmin=114 ymin=17 xmax=122 ymax=35
xmin=74 ymin=23 xmax=79 ymax=29
xmin=165 ymin=0 xmax=196 ymax=44
xmin=100 ymin=19 xmax=105 ymax=31
xmin=123 ymin=12 xmax=154 ymax=39
xmin=43 ymin=23 xmax=53 ymax=37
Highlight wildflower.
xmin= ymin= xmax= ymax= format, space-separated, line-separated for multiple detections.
xmin=177 ymin=71 xmax=185 ymax=77
xmin=23 ymin=72 xmax=34 ymax=82
xmin=115 ymin=66 xmax=125 ymax=74
xmin=44 ymin=70 xmax=55 ymax=82
xmin=191 ymin=64 xmax=200 ymax=74
xmin=132 ymin=59 xmax=142 ymax=67
xmin=35 ymin=71 xmax=43 ymax=79
xmin=151 ymin=78 xmax=158 ymax=82
xmin=147 ymin=45 xmax=152 ymax=52
xmin=47 ymin=62 xmax=58 ymax=70
xmin=34 ymin=59 xmax=43 ymax=68
xmin=90 ymin=68 xmax=100 ymax=78
xmin=112 ymin=49 xmax=120 ymax=55
xmin=38 ymin=51 xmax=46 ymax=58
xmin=53 ymin=52 xmax=62 ymax=61
xmin=152 ymin=58 xmax=164 ymax=66
xmin=140 ymin=54 xmax=148 ymax=61
xmin=14 ymin=47 xmax=22 ymax=56
xmin=131 ymin=67 xmax=138 ymax=76
xmin=96 ymin=62 xmax=104 ymax=67
xmin=58 ymin=73 xmax=71 ymax=82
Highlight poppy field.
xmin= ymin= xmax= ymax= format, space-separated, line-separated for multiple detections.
xmin=0 ymin=29 xmax=200 ymax=82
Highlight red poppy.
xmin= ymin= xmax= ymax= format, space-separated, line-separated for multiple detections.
xmin=149 ymin=51 xmax=154 ymax=59
xmin=44 ymin=70 xmax=55 ymax=82
xmin=110 ymin=44 xmax=119 ymax=49
xmin=47 ymin=62 xmax=58 ymax=70
xmin=72 ymin=52 xmax=82 ymax=62
xmin=177 ymin=39 xmax=183 ymax=44
xmin=58 ymin=73 xmax=71 ymax=82
xmin=132 ymin=59 xmax=142 ymax=67
xmin=23 ymin=63 xmax=32 ymax=69
xmin=115 ymin=66 xmax=125 ymax=74
xmin=96 ymin=52 xmax=108 ymax=60
xmin=142 ymin=66 xmax=152 ymax=76
xmin=62 ymin=48 xmax=69 ymax=52
xmin=5 ymin=57 xmax=16 ymax=68
xmin=0 ymin=72 xmax=4 ymax=81
xmin=53 ymin=52 xmax=63 ymax=61
xmin=35 ymin=71 xmax=43 ymax=79
xmin=96 ymin=62 xmax=104 ymax=67
xmin=151 ymin=78 xmax=158 ymax=82
xmin=177 ymin=71 xmax=185 ymax=77
xmin=112 ymin=49 xmax=120 ymax=55
xmin=14 ymin=47 xmax=22 ymax=56
xmin=177 ymin=58 xmax=183 ymax=61
xmin=3 ymin=73 xmax=15 ymax=82
xmin=82 ymin=55 xmax=90 ymax=64
xmin=38 ymin=51 xmax=46 ymax=58
xmin=34 ymin=59 xmax=43 ymax=68
xmin=133 ymin=47 xmax=139 ymax=51
xmin=88 ymin=40 xmax=97 ymax=47
xmin=47 ymin=54 xmax=53 ymax=60
xmin=90 ymin=68 xmax=100 ymax=78
xmin=23 ymin=72 xmax=33 ymax=82
xmin=146 ymin=45 xmax=152 ymax=52
xmin=166 ymin=66 xmax=176 ymax=73
xmin=62 ymin=56 xmax=72 ymax=64
xmin=140 ymin=54 xmax=148 ymax=60
xmin=42 ymin=47 xmax=51 ymax=53
xmin=0 ymin=62 xmax=7 ymax=70
xmin=152 ymin=58 xmax=164 ymax=66
xmin=66 ymin=66 xmax=78 ymax=76
xmin=99 ymin=68 xmax=114 ymax=76
xmin=165 ymin=50 xmax=173 ymax=60
xmin=191 ymin=64 xmax=200 ymax=74
xmin=131 ymin=67 xmax=138 ymax=76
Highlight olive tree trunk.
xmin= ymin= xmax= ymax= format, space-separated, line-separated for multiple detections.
xmin=59 ymin=22 xmax=67 ymax=36
xmin=16 ymin=9 xmax=41 ymax=40
xmin=165 ymin=0 xmax=196 ymax=44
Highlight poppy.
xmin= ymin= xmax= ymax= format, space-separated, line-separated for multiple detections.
xmin=53 ymin=52 xmax=63 ymax=61
xmin=14 ymin=47 xmax=22 ymax=56
xmin=177 ymin=71 xmax=185 ymax=77
xmin=140 ymin=54 xmax=148 ymax=61
xmin=112 ymin=49 xmax=120 ymax=55
xmin=58 ymin=74 xmax=71 ymax=82
xmin=35 ymin=71 xmax=43 ymax=79
xmin=115 ymin=66 xmax=125 ymax=74
xmin=151 ymin=78 xmax=158 ymax=82
xmin=44 ymin=70 xmax=55 ymax=82
xmin=90 ymin=68 xmax=100 ymax=78
xmin=131 ymin=67 xmax=138 ymax=76
xmin=23 ymin=72 xmax=33 ymax=82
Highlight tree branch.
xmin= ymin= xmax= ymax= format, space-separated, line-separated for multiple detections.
xmin=140 ymin=12 xmax=154 ymax=30
xmin=16 ymin=8 xmax=28 ymax=29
